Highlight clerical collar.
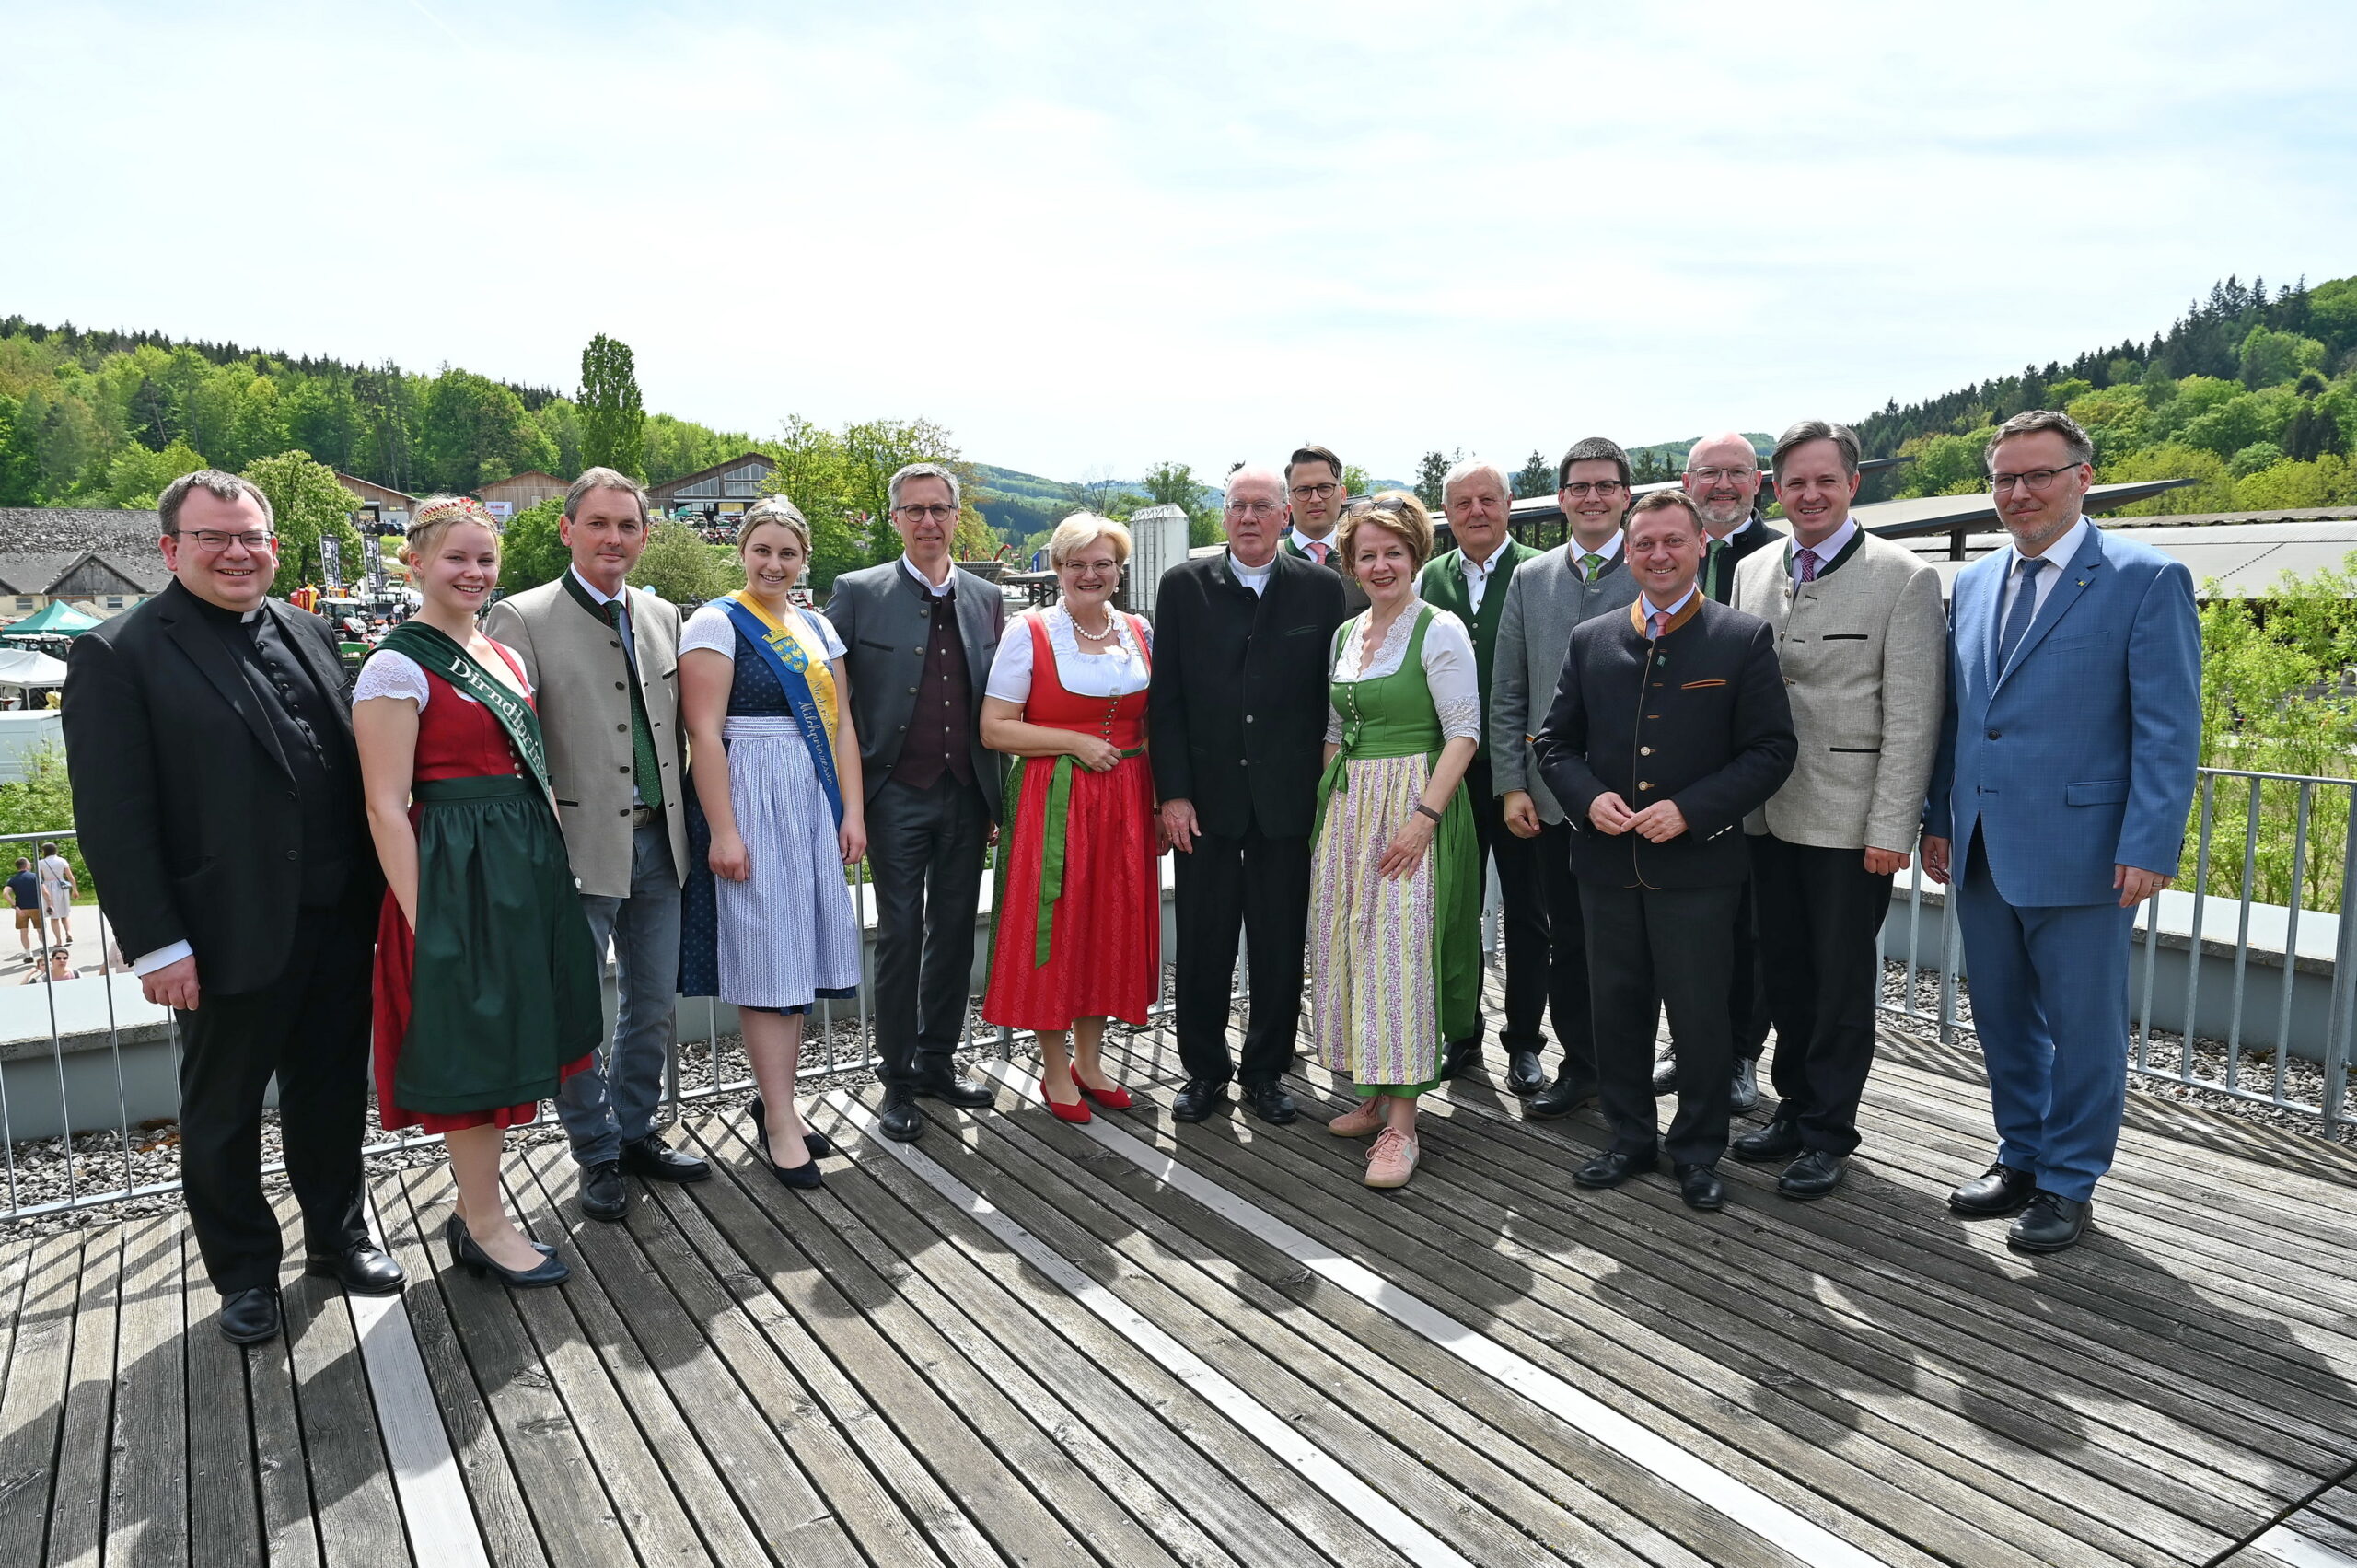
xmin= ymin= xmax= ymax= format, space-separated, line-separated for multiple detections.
xmin=1229 ymin=551 xmax=1276 ymax=585
xmin=181 ymin=587 xmax=265 ymax=627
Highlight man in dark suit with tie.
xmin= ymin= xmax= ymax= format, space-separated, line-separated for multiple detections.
xmin=63 ymin=470 xmax=401 ymax=1347
xmin=1533 ymin=491 xmax=1795 ymax=1213
xmin=826 ymin=462 xmax=1004 ymax=1142
xmin=1151 ymin=465 xmax=1347 ymax=1124
xmin=1281 ymin=444 xmax=1369 ymax=617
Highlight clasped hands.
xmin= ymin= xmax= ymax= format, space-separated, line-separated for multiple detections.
xmin=1587 ymin=791 xmax=1687 ymax=843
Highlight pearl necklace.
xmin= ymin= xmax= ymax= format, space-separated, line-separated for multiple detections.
xmin=1069 ymin=607 xmax=1116 ymax=641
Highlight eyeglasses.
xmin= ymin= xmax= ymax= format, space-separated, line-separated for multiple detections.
xmin=1288 ymin=482 xmax=1340 ymax=501
xmin=174 ymin=529 xmax=276 ymax=552
xmin=896 ymin=504 xmax=958 ymax=523
xmin=1684 ymin=467 xmax=1756 ymax=485
xmin=1343 ymin=495 xmax=1413 ymax=517
xmin=1990 ymin=464 xmax=2085 ymax=494
xmin=1225 ymin=500 xmax=1284 ymax=519
xmin=1560 ymin=482 xmax=1625 ymax=499
xmin=1059 ymin=558 xmax=1122 ymax=575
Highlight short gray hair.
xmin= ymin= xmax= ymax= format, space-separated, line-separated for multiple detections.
xmin=1771 ymin=419 xmax=1861 ymax=479
xmin=1224 ymin=465 xmax=1285 ymax=506
xmin=158 ymin=470 xmax=273 ymax=533
xmin=888 ymin=461 xmax=961 ymax=513
xmin=737 ymin=495 xmax=811 ymax=554
xmin=1986 ymin=410 xmax=2095 ymax=473
xmin=564 ymin=466 xmax=648 ymax=524
xmin=1441 ymin=457 xmax=1512 ymax=504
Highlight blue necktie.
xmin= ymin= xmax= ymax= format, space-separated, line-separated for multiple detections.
xmin=1996 ymin=556 xmax=2048 ymax=676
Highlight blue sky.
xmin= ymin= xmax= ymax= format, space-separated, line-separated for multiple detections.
xmin=5 ymin=1 xmax=2354 ymax=481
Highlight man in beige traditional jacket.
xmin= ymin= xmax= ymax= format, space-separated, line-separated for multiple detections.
xmin=483 ymin=469 xmax=705 ymax=1220
xmin=1730 ymin=421 xmax=1945 ymax=1198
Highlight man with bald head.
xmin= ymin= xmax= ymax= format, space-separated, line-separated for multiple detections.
xmin=1150 ymin=465 xmax=1347 ymax=1124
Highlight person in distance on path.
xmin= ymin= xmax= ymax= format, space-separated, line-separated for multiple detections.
xmin=1532 ymin=491 xmax=1795 ymax=1213
xmin=1729 ymin=421 xmax=1945 ymax=1198
xmin=1921 ymin=410 xmax=2200 ymax=1253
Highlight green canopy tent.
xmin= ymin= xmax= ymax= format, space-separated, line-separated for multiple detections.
xmin=0 ymin=601 xmax=103 ymax=640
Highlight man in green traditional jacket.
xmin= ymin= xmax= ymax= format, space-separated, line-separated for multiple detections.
xmin=1418 ymin=458 xmax=1550 ymax=1095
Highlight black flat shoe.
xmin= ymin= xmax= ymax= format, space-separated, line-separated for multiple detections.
xmin=218 ymin=1286 xmax=282 ymax=1346
xmin=303 ymin=1241 xmax=406 ymax=1295
xmin=2007 ymin=1191 xmax=2091 ymax=1253
xmin=1171 ymin=1078 xmax=1229 ymax=1122
xmin=1732 ymin=1118 xmax=1804 ymax=1165
xmin=1675 ymin=1162 xmax=1725 ymax=1212
xmin=1504 ymin=1049 xmax=1547 ymax=1098
xmin=621 ymin=1134 xmax=710 ymax=1183
xmin=912 ymin=1069 xmax=994 ymax=1109
xmin=1437 ymin=1039 xmax=1481 ymax=1081
xmin=1574 ymin=1148 xmax=1656 ymax=1189
xmin=1777 ymin=1149 xmax=1847 ymax=1200
xmin=1239 ymin=1081 xmax=1298 ymax=1125
xmin=456 ymin=1227 xmax=570 ymax=1288
xmin=877 ymin=1085 xmax=923 ymax=1141
xmin=1948 ymin=1161 xmax=2037 ymax=1217
xmin=750 ymin=1095 xmax=836 ymax=1159
xmin=1527 ymin=1074 xmax=1597 ymax=1120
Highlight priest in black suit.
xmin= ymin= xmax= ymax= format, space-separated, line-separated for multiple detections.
xmin=1150 ymin=465 xmax=1346 ymax=1124
xmin=62 ymin=471 xmax=399 ymax=1347
xmin=1533 ymin=491 xmax=1794 ymax=1213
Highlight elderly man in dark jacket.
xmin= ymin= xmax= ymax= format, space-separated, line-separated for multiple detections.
xmin=1533 ymin=491 xmax=1795 ymax=1212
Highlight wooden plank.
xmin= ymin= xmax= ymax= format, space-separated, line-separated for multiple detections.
xmin=107 ymin=1214 xmax=189 ymax=1567
xmin=181 ymin=1219 xmax=265 ymax=1568
xmin=44 ymin=1225 xmax=118 ymax=1568
xmin=0 ymin=1233 xmax=79 ymax=1566
xmin=368 ymin=1171 xmax=549 ymax=1568
xmin=0 ymin=1242 xmax=33 ymax=1431
xmin=382 ymin=1164 xmax=629 ymax=1568
xmin=507 ymin=1142 xmax=854 ymax=1568
xmin=244 ymin=1272 xmax=327 ymax=1568
xmin=276 ymin=1196 xmax=412 ymax=1568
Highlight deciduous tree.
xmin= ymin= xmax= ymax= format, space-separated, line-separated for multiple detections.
xmin=242 ymin=449 xmax=364 ymax=594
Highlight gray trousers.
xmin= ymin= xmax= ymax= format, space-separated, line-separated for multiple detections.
xmin=556 ymin=821 xmax=682 ymax=1166
xmin=866 ymin=774 xmax=989 ymax=1085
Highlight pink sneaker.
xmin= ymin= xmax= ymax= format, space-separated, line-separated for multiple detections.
xmin=1364 ymin=1128 xmax=1419 ymax=1188
xmin=1328 ymin=1098 xmax=1386 ymax=1138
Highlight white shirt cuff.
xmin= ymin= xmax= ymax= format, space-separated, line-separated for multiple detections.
xmin=132 ymin=941 xmax=192 ymax=977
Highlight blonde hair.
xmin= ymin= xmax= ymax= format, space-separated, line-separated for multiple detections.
xmin=1049 ymin=513 xmax=1132 ymax=568
xmin=736 ymin=495 xmax=811 ymax=556
xmin=403 ymin=495 xmax=501 ymax=563
xmin=1336 ymin=491 xmax=1434 ymax=575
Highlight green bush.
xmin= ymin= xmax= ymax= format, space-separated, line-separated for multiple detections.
xmin=0 ymin=745 xmax=91 ymax=900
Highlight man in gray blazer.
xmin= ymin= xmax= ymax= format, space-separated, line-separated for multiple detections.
xmin=1490 ymin=437 xmax=1642 ymax=1120
xmin=1730 ymin=421 xmax=1945 ymax=1197
xmin=825 ymin=462 xmax=1003 ymax=1141
xmin=484 ymin=468 xmax=707 ymax=1219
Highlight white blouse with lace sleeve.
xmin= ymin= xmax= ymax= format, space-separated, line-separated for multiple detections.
xmin=679 ymin=600 xmax=846 ymax=663
xmin=984 ymin=605 xmax=1154 ymax=703
xmin=1321 ymin=602 xmax=1483 ymax=745
xmin=350 ymin=646 xmax=537 ymax=711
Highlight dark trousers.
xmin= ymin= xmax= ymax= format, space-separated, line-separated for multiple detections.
xmin=1535 ymin=820 xmax=1596 ymax=1088
xmin=175 ymin=893 xmax=375 ymax=1295
xmin=1174 ymin=823 xmax=1310 ymax=1087
xmin=1750 ymin=833 xmax=1893 ymax=1156
xmin=867 ymin=774 xmax=990 ymax=1086
xmin=1729 ymin=856 xmax=1771 ymax=1062
xmin=1456 ymin=758 xmax=1549 ymax=1057
xmin=1583 ymin=878 xmax=1742 ymax=1167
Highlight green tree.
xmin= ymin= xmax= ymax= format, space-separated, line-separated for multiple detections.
xmin=2100 ymin=441 xmax=2235 ymax=515
xmin=1413 ymin=450 xmax=1450 ymax=510
xmin=100 ymin=437 xmax=206 ymax=508
xmin=2231 ymin=452 xmax=2357 ymax=511
xmin=1140 ymin=459 xmax=1219 ymax=546
xmin=627 ymin=521 xmax=730 ymax=605
xmin=416 ymin=369 xmax=556 ymax=494
xmin=0 ymin=395 xmax=38 ymax=505
xmin=497 ymin=496 xmax=571 ymax=592
xmin=1513 ymin=449 xmax=1554 ymax=498
xmin=578 ymin=333 xmax=645 ymax=479
xmin=242 ymin=449 xmax=364 ymax=593
xmin=0 ymin=749 xmax=90 ymax=899
xmin=2237 ymin=325 xmax=2327 ymax=389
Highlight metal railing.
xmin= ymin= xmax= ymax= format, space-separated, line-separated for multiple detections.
xmin=1881 ymin=766 xmax=2357 ymax=1122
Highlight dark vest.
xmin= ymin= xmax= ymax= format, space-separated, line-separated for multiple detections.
xmin=896 ymin=586 xmax=976 ymax=792
xmin=206 ymin=604 xmax=353 ymax=908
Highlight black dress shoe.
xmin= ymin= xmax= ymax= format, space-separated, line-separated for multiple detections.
xmin=455 ymin=1227 xmax=570 ymax=1288
xmin=877 ymin=1084 xmax=923 ymax=1142
xmin=1438 ymin=1039 xmax=1481 ymax=1081
xmin=1573 ymin=1148 xmax=1656 ymax=1189
xmin=1527 ymin=1074 xmax=1598 ymax=1120
xmin=2007 ymin=1191 xmax=2091 ymax=1253
xmin=1650 ymin=1053 xmax=1678 ymax=1096
xmin=1948 ymin=1161 xmax=2038 ymax=1217
xmin=1728 ymin=1059 xmax=1761 ymax=1114
xmin=1171 ymin=1078 xmax=1229 ymax=1122
xmin=912 ymin=1068 xmax=994 ymax=1109
xmin=1777 ymin=1149 xmax=1847 ymax=1200
xmin=1504 ymin=1050 xmax=1547 ymax=1098
xmin=1732 ymin=1118 xmax=1805 ymax=1165
xmin=303 ymin=1241 xmax=406 ymax=1295
xmin=620 ymin=1134 xmax=711 ymax=1183
xmin=749 ymin=1095 xmax=835 ymax=1159
xmin=219 ymin=1286 xmax=282 ymax=1346
xmin=1239 ymin=1081 xmax=1298 ymax=1124
xmin=578 ymin=1159 xmax=628 ymax=1222
xmin=1675 ymin=1162 xmax=1726 ymax=1212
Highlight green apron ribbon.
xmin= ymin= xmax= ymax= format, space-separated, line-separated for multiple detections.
xmin=1030 ymin=747 xmax=1144 ymax=967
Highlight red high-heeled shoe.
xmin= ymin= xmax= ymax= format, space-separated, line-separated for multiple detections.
xmin=1073 ymin=1076 xmax=1132 ymax=1110
xmin=1042 ymin=1077 xmax=1094 ymax=1123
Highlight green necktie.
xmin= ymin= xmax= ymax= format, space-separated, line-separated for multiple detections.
xmin=1705 ymin=537 xmax=1725 ymax=596
xmin=1580 ymin=552 xmax=1602 ymax=583
xmin=606 ymin=598 xmax=663 ymax=809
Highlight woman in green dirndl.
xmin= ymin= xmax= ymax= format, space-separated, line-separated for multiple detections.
xmin=1308 ymin=493 xmax=1483 ymax=1191
xmin=354 ymin=497 xmax=603 ymax=1288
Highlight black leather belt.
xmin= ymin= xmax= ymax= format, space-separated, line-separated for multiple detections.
xmin=631 ymin=804 xmax=660 ymax=828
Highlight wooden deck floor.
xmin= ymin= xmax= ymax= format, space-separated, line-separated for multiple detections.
xmin=4 ymin=1006 xmax=2357 ymax=1567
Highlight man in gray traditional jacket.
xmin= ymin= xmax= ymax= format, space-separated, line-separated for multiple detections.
xmin=1489 ymin=436 xmax=1643 ymax=1119
xmin=1730 ymin=420 xmax=1945 ymax=1197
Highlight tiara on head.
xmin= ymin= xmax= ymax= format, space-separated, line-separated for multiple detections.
xmin=408 ymin=495 xmax=493 ymax=533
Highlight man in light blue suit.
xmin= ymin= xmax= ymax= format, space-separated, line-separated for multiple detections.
xmin=1920 ymin=410 xmax=2200 ymax=1253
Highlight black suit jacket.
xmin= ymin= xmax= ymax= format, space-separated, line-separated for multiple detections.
xmin=1149 ymin=552 xmax=1345 ymax=841
xmin=1703 ymin=515 xmax=1786 ymax=603
xmin=61 ymin=581 xmax=378 ymax=996
xmin=1532 ymin=596 xmax=1795 ymax=889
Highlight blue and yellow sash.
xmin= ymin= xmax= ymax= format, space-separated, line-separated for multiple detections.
xmin=724 ymin=591 xmax=844 ymax=827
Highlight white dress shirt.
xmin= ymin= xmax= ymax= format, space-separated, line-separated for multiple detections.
xmin=901 ymin=554 xmax=955 ymax=597
xmin=1997 ymin=515 xmax=2090 ymax=627
xmin=1789 ymin=518 xmax=1860 ymax=578
xmin=1289 ymin=528 xmax=1337 ymax=566
xmin=1457 ymin=538 xmax=1512 ymax=615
